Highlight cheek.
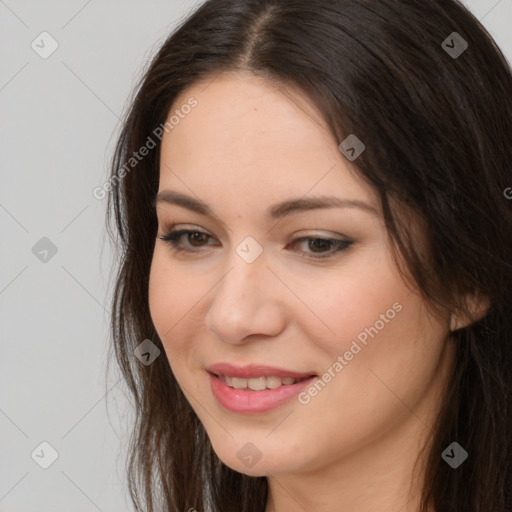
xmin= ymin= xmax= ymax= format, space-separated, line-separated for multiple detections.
xmin=148 ymin=255 xmax=201 ymax=393
xmin=294 ymin=248 xmax=413 ymax=356
xmin=293 ymin=247 xmax=449 ymax=411
xmin=148 ymin=250 xmax=197 ymax=349
xmin=311 ymin=279 xmax=449 ymax=421
xmin=149 ymin=251 xmax=196 ymax=332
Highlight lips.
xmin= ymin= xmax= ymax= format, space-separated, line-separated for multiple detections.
xmin=206 ymin=363 xmax=318 ymax=413
xmin=206 ymin=362 xmax=316 ymax=380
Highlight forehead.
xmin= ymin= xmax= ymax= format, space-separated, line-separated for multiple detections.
xmin=158 ymin=72 xmax=377 ymax=210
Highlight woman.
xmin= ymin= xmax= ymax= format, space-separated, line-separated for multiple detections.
xmin=106 ymin=0 xmax=512 ymax=511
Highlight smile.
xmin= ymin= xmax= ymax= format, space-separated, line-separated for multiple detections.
xmin=208 ymin=372 xmax=317 ymax=414
xmin=218 ymin=374 xmax=311 ymax=391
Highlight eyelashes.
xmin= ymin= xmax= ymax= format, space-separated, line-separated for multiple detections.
xmin=157 ymin=227 xmax=353 ymax=260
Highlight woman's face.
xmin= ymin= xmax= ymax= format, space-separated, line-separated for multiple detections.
xmin=148 ymin=72 xmax=455 ymax=478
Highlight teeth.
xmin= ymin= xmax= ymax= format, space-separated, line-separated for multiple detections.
xmin=231 ymin=377 xmax=247 ymax=388
xmin=248 ymin=377 xmax=267 ymax=391
xmin=266 ymin=376 xmax=282 ymax=389
xmin=219 ymin=374 xmax=308 ymax=390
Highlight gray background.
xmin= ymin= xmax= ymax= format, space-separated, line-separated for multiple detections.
xmin=1 ymin=1 xmax=511 ymax=510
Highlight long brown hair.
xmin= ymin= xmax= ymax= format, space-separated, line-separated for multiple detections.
xmin=105 ymin=1 xmax=512 ymax=510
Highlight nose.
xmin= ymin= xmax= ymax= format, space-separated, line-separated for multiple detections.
xmin=204 ymin=248 xmax=287 ymax=345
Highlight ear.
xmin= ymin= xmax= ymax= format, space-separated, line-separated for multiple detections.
xmin=449 ymin=292 xmax=490 ymax=331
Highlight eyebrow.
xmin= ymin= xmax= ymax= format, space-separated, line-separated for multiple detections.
xmin=154 ymin=190 xmax=379 ymax=220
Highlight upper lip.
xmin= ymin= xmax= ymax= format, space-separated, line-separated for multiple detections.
xmin=207 ymin=363 xmax=317 ymax=379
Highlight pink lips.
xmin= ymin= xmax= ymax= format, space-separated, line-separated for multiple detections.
xmin=207 ymin=362 xmax=315 ymax=379
xmin=207 ymin=363 xmax=317 ymax=414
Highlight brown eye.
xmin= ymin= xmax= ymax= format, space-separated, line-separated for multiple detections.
xmin=158 ymin=229 xmax=214 ymax=252
xmin=288 ymin=236 xmax=353 ymax=259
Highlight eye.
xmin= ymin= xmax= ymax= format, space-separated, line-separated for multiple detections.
xmin=157 ymin=225 xmax=353 ymax=259
xmin=288 ymin=236 xmax=353 ymax=259
xmin=158 ymin=228 xmax=215 ymax=252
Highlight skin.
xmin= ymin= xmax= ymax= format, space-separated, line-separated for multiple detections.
xmin=148 ymin=71 xmax=468 ymax=512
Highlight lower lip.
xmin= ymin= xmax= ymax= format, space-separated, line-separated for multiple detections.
xmin=209 ymin=373 xmax=316 ymax=414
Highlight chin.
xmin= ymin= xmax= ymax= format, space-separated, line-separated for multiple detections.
xmin=209 ymin=438 xmax=306 ymax=477
xmin=218 ymin=455 xmax=281 ymax=477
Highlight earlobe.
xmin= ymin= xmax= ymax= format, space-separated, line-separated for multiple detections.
xmin=449 ymin=292 xmax=490 ymax=331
